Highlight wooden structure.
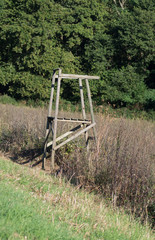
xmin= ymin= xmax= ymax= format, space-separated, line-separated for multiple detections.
xmin=42 ymin=68 xmax=99 ymax=170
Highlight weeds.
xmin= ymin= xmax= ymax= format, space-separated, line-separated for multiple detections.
xmin=0 ymin=157 xmax=154 ymax=240
xmin=0 ymin=103 xmax=155 ymax=226
xmin=0 ymin=94 xmax=18 ymax=105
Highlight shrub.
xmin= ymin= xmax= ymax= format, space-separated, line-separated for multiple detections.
xmin=0 ymin=94 xmax=18 ymax=105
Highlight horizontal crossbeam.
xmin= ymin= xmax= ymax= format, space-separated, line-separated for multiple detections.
xmin=55 ymin=74 xmax=99 ymax=80
xmin=48 ymin=117 xmax=91 ymax=124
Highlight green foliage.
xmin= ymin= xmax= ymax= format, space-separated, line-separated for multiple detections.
xmin=0 ymin=94 xmax=18 ymax=105
xmin=0 ymin=0 xmax=78 ymax=75
xmin=84 ymin=0 xmax=155 ymax=108
xmin=100 ymin=66 xmax=147 ymax=107
xmin=0 ymin=0 xmax=79 ymax=100
xmin=109 ymin=6 xmax=155 ymax=71
xmin=144 ymin=89 xmax=155 ymax=110
xmin=0 ymin=0 xmax=154 ymax=112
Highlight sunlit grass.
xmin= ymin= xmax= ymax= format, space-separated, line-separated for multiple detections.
xmin=0 ymin=157 xmax=154 ymax=240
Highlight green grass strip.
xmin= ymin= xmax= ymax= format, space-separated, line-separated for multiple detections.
xmin=0 ymin=157 xmax=154 ymax=240
xmin=0 ymin=181 xmax=82 ymax=240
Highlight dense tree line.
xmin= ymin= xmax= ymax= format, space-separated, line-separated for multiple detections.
xmin=0 ymin=0 xmax=154 ymax=110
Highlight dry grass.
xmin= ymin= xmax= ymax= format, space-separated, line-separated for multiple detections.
xmin=0 ymin=103 xmax=155 ymax=225
xmin=1 ymin=156 xmax=154 ymax=240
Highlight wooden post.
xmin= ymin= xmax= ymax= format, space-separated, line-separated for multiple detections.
xmin=48 ymin=70 xmax=56 ymax=117
xmin=42 ymin=71 xmax=56 ymax=169
xmin=85 ymin=78 xmax=97 ymax=170
xmin=79 ymin=78 xmax=89 ymax=152
xmin=85 ymin=79 xmax=97 ymax=142
xmin=51 ymin=69 xmax=62 ymax=170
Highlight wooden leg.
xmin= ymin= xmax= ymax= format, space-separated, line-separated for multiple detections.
xmin=42 ymin=122 xmax=52 ymax=169
xmin=48 ymin=71 xmax=56 ymax=117
xmin=42 ymin=72 xmax=56 ymax=170
xmin=85 ymin=79 xmax=97 ymax=143
xmin=79 ymin=78 xmax=89 ymax=152
xmin=51 ymin=69 xmax=62 ymax=170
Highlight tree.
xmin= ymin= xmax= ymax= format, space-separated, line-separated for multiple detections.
xmin=0 ymin=0 xmax=79 ymax=100
xmin=52 ymin=0 xmax=109 ymax=101
xmin=99 ymin=66 xmax=147 ymax=107
xmin=84 ymin=0 xmax=155 ymax=107
xmin=0 ymin=0 xmax=154 ymax=110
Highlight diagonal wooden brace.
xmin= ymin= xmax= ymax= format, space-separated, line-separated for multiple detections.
xmin=47 ymin=124 xmax=82 ymax=148
xmin=54 ymin=123 xmax=96 ymax=151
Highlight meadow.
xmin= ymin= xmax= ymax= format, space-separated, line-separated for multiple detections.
xmin=0 ymin=103 xmax=155 ymax=228
xmin=0 ymin=156 xmax=154 ymax=240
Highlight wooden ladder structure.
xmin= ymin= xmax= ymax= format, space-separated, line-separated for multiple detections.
xmin=42 ymin=68 xmax=99 ymax=171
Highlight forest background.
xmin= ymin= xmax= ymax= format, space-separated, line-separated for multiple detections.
xmin=0 ymin=0 xmax=154 ymax=116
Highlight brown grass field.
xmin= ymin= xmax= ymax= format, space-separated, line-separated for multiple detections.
xmin=0 ymin=103 xmax=155 ymax=226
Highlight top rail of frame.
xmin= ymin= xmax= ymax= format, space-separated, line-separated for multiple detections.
xmin=55 ymin=74 xmax=99 ymax=80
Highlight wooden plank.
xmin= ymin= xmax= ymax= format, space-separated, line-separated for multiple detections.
xmin=42 ymin=122 xmax=52 ymax=169
xmin=55 ymin=74 xmax=99 ymax=80
xmin=56 ymin=119 xmax=91 ymax=123
xmin=54 ymin=123 xmax=96 ymax=151
xmin=79 ymin=79 xmax=86 ymax=120
xmin=79 ymin=78 xmax=89 ymax=152
xmin=47 ymin=124 xmax=82 ymax=148
xmin=86 ymin=79 xmax=97 ymax=142
xmin=48 ymin=117 xmax=91 ymax=124
xmin=51 ymin=69 xmax=62 ymax=169
xmin=42 ymin=71 xmax=56 ymax=169
xmin=48 ymin=71 xmax=56 ymax=117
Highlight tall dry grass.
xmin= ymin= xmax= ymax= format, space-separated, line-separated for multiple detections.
xmin=0 ymin=103 xmax=81 ymax=159
xmin=0 ymin=103 xmax=155 ymax=225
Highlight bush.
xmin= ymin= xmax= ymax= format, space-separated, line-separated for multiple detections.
xmin=0 ymin=94 xmax=18 ymax=105
xmin=99 ymin=66 xmax=147 ymax=107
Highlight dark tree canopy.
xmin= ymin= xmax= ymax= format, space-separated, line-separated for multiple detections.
xmin=0 ymin=0 xmax=154 ymax=109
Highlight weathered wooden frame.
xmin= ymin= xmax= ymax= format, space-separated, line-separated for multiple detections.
xmin=42 ymin=68 xmax=99 ymax=171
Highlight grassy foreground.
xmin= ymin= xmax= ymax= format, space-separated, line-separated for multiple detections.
xmin=0 ymin=157 xmax=154 ymax=240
